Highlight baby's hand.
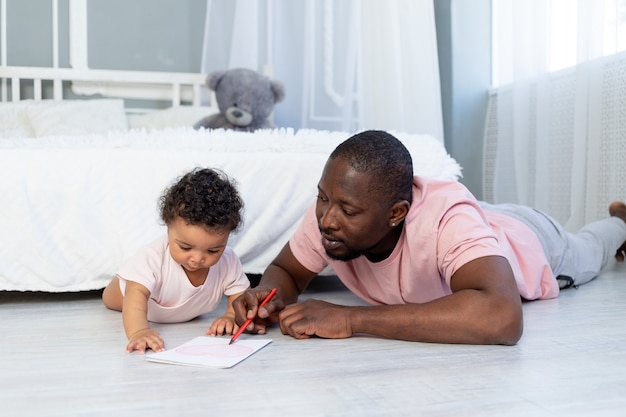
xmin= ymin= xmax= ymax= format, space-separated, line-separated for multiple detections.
xmin=207 ymin=314 xmax=238 ymax=336
xmin=126 ymin=328 xmax=164 ymax=354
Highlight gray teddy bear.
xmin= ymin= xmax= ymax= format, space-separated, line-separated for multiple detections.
xmin=193 ymin=68 xmax=286 ymax=132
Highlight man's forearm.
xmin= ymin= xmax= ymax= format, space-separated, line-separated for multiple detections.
xmin=259 ymin=263 xmax=310 ymax=304
xmin=348 ymin=291 xmax=522 ymax=345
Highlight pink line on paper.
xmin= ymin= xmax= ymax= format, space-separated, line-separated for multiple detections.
xmin=176 ymin=344 xmax=253 ymax=358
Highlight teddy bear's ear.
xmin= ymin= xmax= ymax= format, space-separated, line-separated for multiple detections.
xmin=206 ymin=70 xmax=227 ymax=91
xmin=270 ymin=80 xmax=286 ymax=103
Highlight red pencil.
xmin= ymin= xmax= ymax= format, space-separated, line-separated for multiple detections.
xmin=229 ymin=288 xmax=277 ymax=345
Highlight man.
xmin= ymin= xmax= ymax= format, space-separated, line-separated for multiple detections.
xmin=233 ymin=130 xmax=626 ymax=345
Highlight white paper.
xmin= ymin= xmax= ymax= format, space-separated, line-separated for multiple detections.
xmin=146 ymin=336 xmax=272 ymax=368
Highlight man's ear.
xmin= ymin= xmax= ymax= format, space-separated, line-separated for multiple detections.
xmin=389 ymin=200 xmax=410 ymax=227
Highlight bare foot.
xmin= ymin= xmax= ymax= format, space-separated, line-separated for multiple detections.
xmin=609 ymin=201 xmax=626 ymax=262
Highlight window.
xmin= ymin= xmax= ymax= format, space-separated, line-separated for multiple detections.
xmin=492 ymin=0 xmax=626 ymax=87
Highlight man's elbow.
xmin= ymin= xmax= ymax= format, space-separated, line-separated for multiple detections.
xmin=494 ymin=307 xmax=523 ymax=346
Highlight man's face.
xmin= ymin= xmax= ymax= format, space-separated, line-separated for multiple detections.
xmin=315 ymin=157 xmax=396 ymax=262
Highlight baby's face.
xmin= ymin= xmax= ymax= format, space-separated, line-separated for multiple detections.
xmin=167 ymin=216 xmax=230 ymax=273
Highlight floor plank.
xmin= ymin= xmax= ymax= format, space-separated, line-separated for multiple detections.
xmin=1 ymin=265 xmax=625 ymax=417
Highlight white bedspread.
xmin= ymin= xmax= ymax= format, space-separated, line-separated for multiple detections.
xmin=0 ymin=128 xmax=461 ymax=292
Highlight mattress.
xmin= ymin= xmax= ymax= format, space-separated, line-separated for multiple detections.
xmin=0 ymin=127 xmax=461 ymax=291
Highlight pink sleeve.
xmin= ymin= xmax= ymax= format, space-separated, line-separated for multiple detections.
xmin=116 ymin=237 xmax=166 ymax=294
xmin=288 ymin=203 xmax=329 ymax=274
xmin=437 ymin=203 xmax=504 ymax=285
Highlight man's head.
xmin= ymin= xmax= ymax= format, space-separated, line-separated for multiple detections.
xmin=317 ymin=130 xmax=413 ymax=262
xmin=329 ymin=130 xmax=414 ymax=205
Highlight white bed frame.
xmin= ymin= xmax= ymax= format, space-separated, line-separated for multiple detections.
xmin=0 ymin=0 xmax=209 ymax=109
xmin=0 ymin=65 xmax=208 ymax=108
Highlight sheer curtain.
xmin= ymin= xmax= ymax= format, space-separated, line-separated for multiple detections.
xmin=200 ymin=0 xmax=443 ymax=141
xmin=486 ymin=0 xmax=626 ymax=231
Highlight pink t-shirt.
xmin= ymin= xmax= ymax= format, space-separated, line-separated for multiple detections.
xmin=289 ymin=177 xmax=558 ymax=304
xmin=117 ymin=235 xmax=250 ymax=323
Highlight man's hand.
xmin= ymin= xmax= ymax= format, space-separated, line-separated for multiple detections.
xmin=232 ymin=287 xmax=284 ymax=335
xmin=278 ymin=299 xmax=353 ymax=339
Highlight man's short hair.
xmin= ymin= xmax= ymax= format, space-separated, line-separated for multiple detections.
xmin=329 ymin=130 xmax=414 ymax=205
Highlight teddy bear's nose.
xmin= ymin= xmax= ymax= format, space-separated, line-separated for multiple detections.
xmin=232 ymin=109 xmax=244 ymax=118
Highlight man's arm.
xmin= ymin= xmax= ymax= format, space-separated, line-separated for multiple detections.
xmin=278 ymin=255 xmax=523 ymax=345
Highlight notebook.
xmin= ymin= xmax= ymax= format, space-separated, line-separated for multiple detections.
xmin=146 ymin=336 xmax=272 ymax=368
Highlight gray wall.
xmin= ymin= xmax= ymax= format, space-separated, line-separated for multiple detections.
xmin=434 ymin=0 xmax=492 ymax=199
xmin=87 ymin=0 xmax=205 ymax=72
xmin=5 ymin=0 xmax=205 ymax=72
xmin=6 ymin=0 xmax=68 ymax=67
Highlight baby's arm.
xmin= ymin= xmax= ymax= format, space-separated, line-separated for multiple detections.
xmin=206 ymin=291 xmax=245 ymax=336
xmin=122 ymin=281 xmax=164 ymax=353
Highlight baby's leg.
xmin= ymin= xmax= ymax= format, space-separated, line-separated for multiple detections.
xmin=102 ymin=276 xmax=124 ymax=311
xmin=609 ymin=201 xmax=626 ymax=262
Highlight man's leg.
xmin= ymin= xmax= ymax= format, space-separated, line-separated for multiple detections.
xmin=481 ymin=201 xmax=626 ymax=287
xmin=554 ymin=202 xmax=626 ymax=286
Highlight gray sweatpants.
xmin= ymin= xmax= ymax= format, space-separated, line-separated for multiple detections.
xmin=480 ymin=202 xmax=626 ymax=286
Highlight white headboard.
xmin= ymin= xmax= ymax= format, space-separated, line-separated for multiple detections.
xmin=0 ymin=0 xmax=211 ymax=110
xmin=0 ymin=65 xmax=208 ymax=108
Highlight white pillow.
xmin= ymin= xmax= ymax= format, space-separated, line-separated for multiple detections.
xmin=127 ymin=105 xmax=217 ymax=130
xmin=27 ymin=99 xmax=128 ymax=137
xmin=0 ymin=100 xmax=43 ymax=138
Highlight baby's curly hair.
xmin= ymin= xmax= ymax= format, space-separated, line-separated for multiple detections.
xmin=159 ymin=168 xmax=244 ymax=233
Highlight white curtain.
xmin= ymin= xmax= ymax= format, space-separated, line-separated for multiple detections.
xmin=200 ymin=0 xmax=443 ymax=141
xmin=488 ymin=0 xmax=626 ymax=231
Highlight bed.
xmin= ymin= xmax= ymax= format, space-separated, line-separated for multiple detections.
xmin=0 ymin=4 xmax=462 ymax=293
xmin=0 ymin=112 xmax=461 ymax=292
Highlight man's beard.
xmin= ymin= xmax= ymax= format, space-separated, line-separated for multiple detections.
xmin=323 ymin=244 xmax=362 ymax=262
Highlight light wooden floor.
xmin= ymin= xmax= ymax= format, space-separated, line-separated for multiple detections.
xmin=2 ymin=262 xmax=626 ymax=417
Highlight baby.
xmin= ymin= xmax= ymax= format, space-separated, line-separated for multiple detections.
xmin=102 ymin=168 xmax=250 ymax=353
